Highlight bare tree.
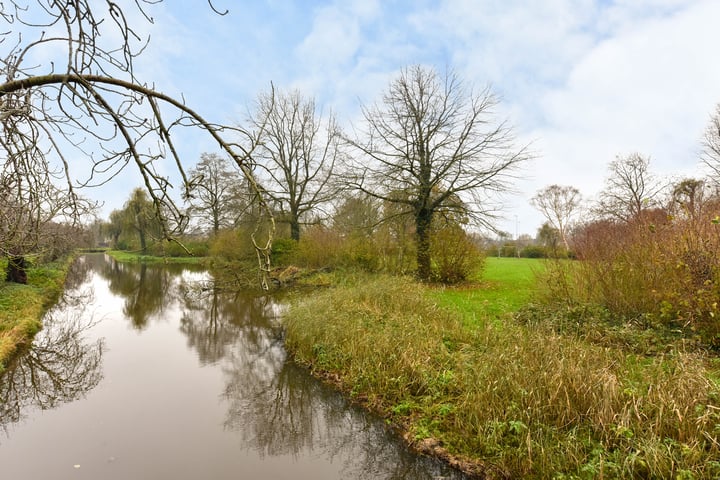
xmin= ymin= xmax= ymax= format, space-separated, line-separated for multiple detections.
xmin=251 ymin=89 xmax=340 ymax=241
xmin=1 ymin=169 xmax=95 ymax=282
xmin=594 ymin=153 xmax=665 ymax=222
xmin=703 ymin=103 xmax=720 ymax=179
xmin=344 ymin=65 xmax=529 ymax=280
xmin=0 ymin=1 xmax=275 ymax=288
xmin=530 ymin=184 xmax=581 ymax=251
xmin=187 ymin=153 xmax=249 ymax=236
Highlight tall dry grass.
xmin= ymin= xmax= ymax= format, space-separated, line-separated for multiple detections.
xmin=284 ymin=275 xmax=720 ymax=478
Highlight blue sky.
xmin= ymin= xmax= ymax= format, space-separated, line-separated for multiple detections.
xmin=106 ymin=0 xmax=720 ymax=236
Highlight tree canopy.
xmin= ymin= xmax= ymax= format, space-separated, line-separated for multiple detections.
xmin=344 ymin=65 xmax=529 ymax=280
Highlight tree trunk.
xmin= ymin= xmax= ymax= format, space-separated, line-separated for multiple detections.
xmin=415 ymin=209 xmax=432 ymax=281
xmin=5 ymin=255 xmax=28 ymax=284
xmin=138 ymin=227 xmax=147 ymax=252
xmin=290 ymin=218 xmax=300 ymax=242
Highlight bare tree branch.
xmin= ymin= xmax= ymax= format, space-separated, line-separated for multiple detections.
xmin=594 ymin=153 xmax=666 ymax=223
xmin=703 ymin=104 xmax=720 ymax=180
xmin=343 ymin=65 xmax=529 ymax=280
xmin=1 ymin=1 xmax=275 ymax=288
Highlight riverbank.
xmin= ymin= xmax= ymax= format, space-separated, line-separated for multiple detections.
xmin=282 ymin=260 xmax=720 ymax=479
xmin=105 ymin=249 xmax=208 ymax=265
xmin=0 ymin=257 xmax=73 ymax=374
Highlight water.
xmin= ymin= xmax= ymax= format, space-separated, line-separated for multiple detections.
xmin=0 ymin=254 xmax=468 ymax=479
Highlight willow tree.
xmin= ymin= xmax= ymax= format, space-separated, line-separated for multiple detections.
xmin=0 ymin=1 xmax=274 ymax=287
xmin=344 ymin=65 xmax=529 ymax=280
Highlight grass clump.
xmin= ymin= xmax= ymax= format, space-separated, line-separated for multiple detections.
xmin=284 ymin=274 xmax=720 ymax=478
xmin=0 ymin=257 xmax=71 ymax=374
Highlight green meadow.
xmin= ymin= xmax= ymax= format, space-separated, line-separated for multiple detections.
xmin=431 ymin=257 xmax=544 ymax=324
xmin=284 ymin=257 xmax=720 ymax=479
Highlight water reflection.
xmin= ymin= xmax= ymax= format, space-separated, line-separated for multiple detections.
xmin=0 ymin=285 xmax=104 ymax=434
xmin=0 ymin=255 xmax=468 ymax=479
xmin=179 ymin=286 xmax=466 ymax=479
xmin=92 ymin=255 xmax=189 ymax=330
xmin=224 ymin=353 xmax=458 ymax=479
xmin=178 ymin=287 xmax=278 ymax=366
xmin=107 ymin=260 xmax=464 ymax=478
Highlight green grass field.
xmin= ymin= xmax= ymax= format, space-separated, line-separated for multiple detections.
xmin=432 ymin=257 xmax=545 ymax=325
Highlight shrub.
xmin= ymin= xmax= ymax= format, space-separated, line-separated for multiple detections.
xmin=520 ymin=245 xmax=546 ymax=258
xmin=271 ymin=237 xmax=298 ymax=265
xmin=209 ymin=228 xmax=256 ymax=261
xmin=549 ymin=205 xmax=720 ymax=345
xmin=430 ymin=224 xmax=485 ymax=283
xmin=295 ymin=225 xmax=343 ymax=269
xmin=338 ymin=236 xmax=382 ymax=272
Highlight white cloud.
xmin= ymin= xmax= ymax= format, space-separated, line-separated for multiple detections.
xmin=481 ymin=0 xmax=720 ymax=234
xmin=38 ymin=0 xmax=720 ymax=234
xmin=295 ymin=1 xmax=381 ymax=72
xmin=536 ymin=0 xmax=720 ymax=182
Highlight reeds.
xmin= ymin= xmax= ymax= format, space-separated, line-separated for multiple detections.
xmin=284 ymin=275 xmax=720 ymax=478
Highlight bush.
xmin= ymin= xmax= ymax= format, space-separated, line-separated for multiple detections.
xmin=548 ymin=205 xmax=720 ymax=345
xmin=294 ymin=226 xmax=387 ymax=272
xmin=271 ymin=237 xmax=298 ymax=265
xmin=295 ymin=225 xmax=343 ymax=269
xmin=338 ymin=237 xmax=382 ymax=272
xmin=209 ymin=228 xmax=256 ymax=261
xmin=520 ymin=245 xmax=546 ymax=258
xmin=430 ymin=225 xmax=485 ymax=283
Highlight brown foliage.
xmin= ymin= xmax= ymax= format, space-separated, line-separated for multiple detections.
xmin=567 ymin=203 xmax=720 ymax=343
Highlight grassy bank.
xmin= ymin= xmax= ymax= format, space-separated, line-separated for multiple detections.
xmin=106 ymin=249 xmax=207 ymax=264
xmin=0 ymin=257 xmax=72 ymax=374
xmin=283 ymin=260 xmax=720 ymax=478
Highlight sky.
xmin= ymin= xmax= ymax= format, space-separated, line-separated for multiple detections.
xmin=77 ymin=1 xmax=720 ymax=236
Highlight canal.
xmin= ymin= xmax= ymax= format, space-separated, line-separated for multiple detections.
xmin=0 ymin=254 xmax=468 ymax=479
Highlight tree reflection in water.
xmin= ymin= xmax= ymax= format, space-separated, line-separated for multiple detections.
xmin=180 ymin=288 xmax=467 ymax=479
xmin=0 ymin=272 xmax=104 ymax=434
xmin=1 ymin=254 xmax=466 ymax=479
xmin=177 ymin=287 xmax=276 ymax=366
xmin=93 ymin=255 xmax=191 ymax=330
